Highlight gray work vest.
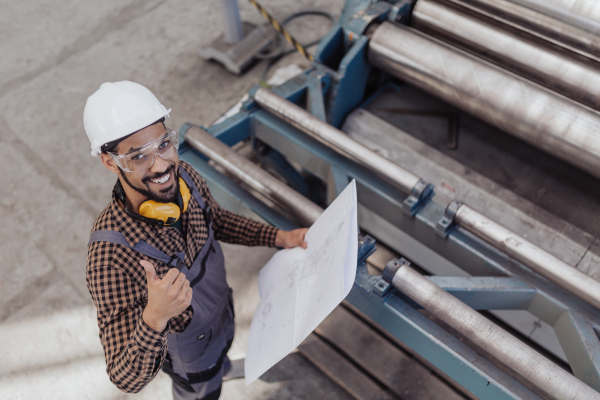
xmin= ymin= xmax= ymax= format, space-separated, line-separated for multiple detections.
xmin=89 ymin=167 xmax=234 ymax=393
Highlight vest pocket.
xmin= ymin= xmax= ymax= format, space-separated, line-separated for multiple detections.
xmin=176 ymin=327 xmax=213 ymax=364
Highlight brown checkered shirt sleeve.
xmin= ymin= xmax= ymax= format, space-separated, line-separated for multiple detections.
xmin=86 ymin=161 xmax=279 ymax=393
xmin=183 ymin=162 xmax=279 ymax=247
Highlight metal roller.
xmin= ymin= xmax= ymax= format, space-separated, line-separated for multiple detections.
xmin=368 ymin=22 xmax=600 ymax=180
xmin=388 ymin=264 xmax=600 ymax=400
xmin=185 ymin=125 xmax=323 ymax=226
xmin=445 ymin=0 xmax=600 ymax=59
xmin=412 ymin=0 xmax=600 ymax=110
xmin=252 ymin=87 xmax=422 ymax=194
xmin=454 ymin=204 xmax=600 ymax=311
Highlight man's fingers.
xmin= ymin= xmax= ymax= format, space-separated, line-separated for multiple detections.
xmin=181 ymin=278 xmax=190 ymax=293
xmin=298 ymin=228 xmax=309 ymax=249
xmin=179 ymin=279 xmax=191 ymax=304
xmin=300 ymin=228 xmax=308 ymax=240
xmin=140 ymin=260 xmax=157 ymax=282
xmin=173 ymin=272 xmax=187 ymax=291
xmin=163 ymin=268 xmax=181 ymax=284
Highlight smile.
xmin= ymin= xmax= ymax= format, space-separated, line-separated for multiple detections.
xmin=150 ymin=173 xmax=170 ymax=184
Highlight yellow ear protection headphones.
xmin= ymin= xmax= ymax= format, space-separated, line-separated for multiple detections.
xmin=115 ymin=177 xmax=192 ymax=226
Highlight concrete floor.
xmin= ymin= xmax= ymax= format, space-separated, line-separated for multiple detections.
xmin=0 ymin=0 xmax=351 ymax=398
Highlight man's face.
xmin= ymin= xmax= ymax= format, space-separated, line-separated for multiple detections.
xmin=115 ymin=122 xmax=180 ymax=203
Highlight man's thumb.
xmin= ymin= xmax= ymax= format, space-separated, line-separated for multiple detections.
xmin=140 ymin=260 xmax=157 ymax=282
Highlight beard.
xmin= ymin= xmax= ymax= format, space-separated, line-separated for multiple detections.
xmin=119 ymin=163 xmax=180 ymax=204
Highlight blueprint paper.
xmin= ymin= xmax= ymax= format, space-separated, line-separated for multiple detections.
xmin=245 ymin=180 xmax=358 ymax=385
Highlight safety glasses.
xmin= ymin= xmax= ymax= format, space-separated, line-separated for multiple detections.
xmin=108 ymin=129 xmax=179 ymax=172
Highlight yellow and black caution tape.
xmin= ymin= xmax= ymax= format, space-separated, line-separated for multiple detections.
xmin=247 ymin=0 xmax=314 ymax=62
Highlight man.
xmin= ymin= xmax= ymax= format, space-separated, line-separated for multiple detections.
xmin=84 ymin=81 xmax=307 ymax=400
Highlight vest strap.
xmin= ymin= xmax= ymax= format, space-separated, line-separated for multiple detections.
xmin=88 ymin=230 xmax=186 ymax=271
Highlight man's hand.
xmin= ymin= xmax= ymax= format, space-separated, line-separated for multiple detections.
xmin=275 ymin=228 xmax=309 ymax=249
xmin=141 ymin=260 xmax=192 ymax=333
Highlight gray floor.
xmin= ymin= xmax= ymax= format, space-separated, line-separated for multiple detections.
xmin=0 ymin=1 xmax=351 ymax=399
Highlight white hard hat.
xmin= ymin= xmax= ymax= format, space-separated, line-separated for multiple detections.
xmin=83 ymin=81 xmax=171 ymax=156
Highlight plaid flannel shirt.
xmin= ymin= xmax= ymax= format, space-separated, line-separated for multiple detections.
xmin=86 ymin=161 xmax=278 ymax=393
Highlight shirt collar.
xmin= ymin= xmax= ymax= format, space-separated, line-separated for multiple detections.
xmin=110 ymin=184 xmax=159 ymax=247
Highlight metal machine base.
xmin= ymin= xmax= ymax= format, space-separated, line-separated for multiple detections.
xmin=199 ymin=22 xmax=276 ymax=75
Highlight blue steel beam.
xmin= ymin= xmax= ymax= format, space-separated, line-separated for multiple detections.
xmin=350 ymin=267 xmax=543 ymax=400
xmin=553 ymin=311 xmax=600 ymax=391
xmin=306 ymin=71 xmax=328 ymax=122
xmin=327 ymin=36 xmax=372 ymax=128
xmin=257 ymin=148 xmax=312 ymax=199
xmin=270 ymin=74 xmax=309 ymax=104
xmin=314 ymin=25 xmax=347 ymax=69
xmin=426 ymin=276 xmax=536 ymax=310
xmin=206 ymin=112 xmax=251 ymax=147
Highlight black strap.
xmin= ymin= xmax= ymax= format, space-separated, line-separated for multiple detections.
xmin=162 ymin=339 xmax=233 ymax=391
xmin=179 ymin=168 xmax=213 ymax=230
xmin=189 ymin=243 xmax=216 ymax=288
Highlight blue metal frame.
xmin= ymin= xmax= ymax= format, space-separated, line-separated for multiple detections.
xmin=178 ymin=140 xmax=548 ymax=398
xmin=350 ymin=267 xmax=543 ymax=400
xmin=177 ymin=0 xmax=600 ymax=397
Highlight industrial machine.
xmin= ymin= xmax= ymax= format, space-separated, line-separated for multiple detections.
xmin=182 ymin=1 xmax=600 ymax=398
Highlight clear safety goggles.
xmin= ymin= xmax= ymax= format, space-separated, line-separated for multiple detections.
xmin=108 ymin=129 xmax=179 ymax=172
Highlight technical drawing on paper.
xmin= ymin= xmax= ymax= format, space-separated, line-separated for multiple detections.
xmin=245 ymin=180 xmax=358 ymax=385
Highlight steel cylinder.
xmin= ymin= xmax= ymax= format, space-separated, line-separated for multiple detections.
xmin=446 ymin=0 xmax=600 ymax=59
xmin=391 ymin=265 xmax=600 ymax=400
xmin=185 ymin=126 xmax=323 ymax=226
xmin=368 ymin=22 xmax=600 ymax=180
xmin=252 ymin=87 xmax=422 ymax=194
xmin=454 ymin=204 xmax=600 ymax=311
xmin=412 ymin=0 xmax=600 ymax=110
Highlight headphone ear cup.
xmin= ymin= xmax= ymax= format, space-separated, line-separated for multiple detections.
xmin=139 ymin=201 xmax=181 ymax=224
xmin=179 ymin=177 xmax=191 ymax=212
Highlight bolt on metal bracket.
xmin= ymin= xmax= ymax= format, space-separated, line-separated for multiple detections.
xmin=358 ymin=234 xmax=377 ymax=266
xmin=375 ymin=257 xmax=412 ymax=297
xmin=373 ymin=279 xmax=391 ymax=297
xmin=402 ymin=179 xmax=434 ymax=216
xmin=436 ymin=200 xmax=463 ymax=238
